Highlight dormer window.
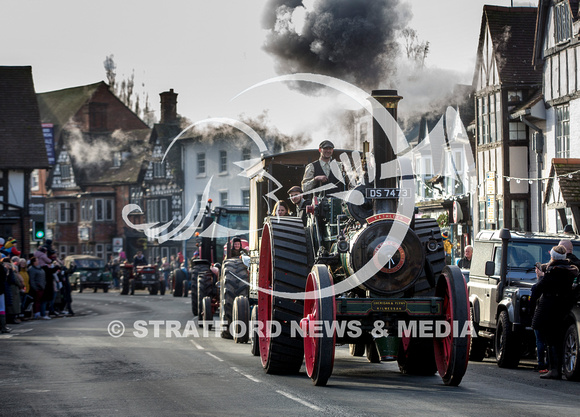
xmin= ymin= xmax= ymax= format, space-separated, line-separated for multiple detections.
xmin=555 ymin=1 xmax=572 ymax=44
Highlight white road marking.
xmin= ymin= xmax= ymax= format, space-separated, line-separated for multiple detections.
xmin=276 ymin=390 xmax=321 ymax=411
xmin=206 ymin=352 xmax=224 ymax=362
xmin=13 ymin=328 xmax=33 ymax=334
xmin=231 ymin=367 xmax=261 ymax=383
xmin=190 ymin=340 xmax=204 ymax=350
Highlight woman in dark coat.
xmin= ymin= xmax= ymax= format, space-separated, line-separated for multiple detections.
xmin=531 ymin=245 xmax=578 ymax=379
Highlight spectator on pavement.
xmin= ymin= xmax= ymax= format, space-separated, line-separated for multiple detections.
xmin=0 ymin=259 xmax=10 ymax=333
xmin=28 ymin=257 xmax=48 ymax=319
xmin=19 ymin=258 xmax=32 ymax=317
xmin=531 ymin=245 xmax=578 ymax=379
xmin=457 ymin=245 xmax=473 ymax=269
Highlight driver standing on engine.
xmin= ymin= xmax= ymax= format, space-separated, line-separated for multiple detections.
xmin=301 ymin=140 xmax=345 ymax=194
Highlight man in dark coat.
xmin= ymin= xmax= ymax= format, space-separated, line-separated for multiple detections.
xmin=133 ymin=251 xmax=148 ymax=267
xmin=457 ymin=245 xmax=473 ymax=269
xmin=531 ymin=245 xmax=578 ymax=379
xmin=559 ymin=239 xmax=580 ymax=276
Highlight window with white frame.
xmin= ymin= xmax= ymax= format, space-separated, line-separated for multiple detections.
xmin=69 ymin=245 xmax=76 ymax=254
xmin=220 ymin=191 xmax=228 ymax=206
xmin=555 ymin=1 xmax=572 ymax=44
xmin=242 ymin=189 xmax=250 ymax=206
xmin=112 ymin=151 xmax=122 ymax=167
xmin=96 ymin=244 xmax=104 ymax=260
xmin=80 ymin=199 xmax=93 ymax=221
xmin=556 ymin=104 xmax=570 ymax=158
xmin=153 ymin=161 xmax=166 ymax=178
xmin=146 ymin=199 xmax=159 ymax=223
xmin=242 ymin=148 xmax=251 ymax=161
xmin=219 ymin=150 xmax=227 ymax=173
xmin=197 ymin=153 xmax=206 ymax=175
xmin=130 ymin=187 xmax=143 ymax=208
xmin=197 ymin=194 xmax=203 ymax=212
xmin=31 ymin=170 xmax=39 ymax=191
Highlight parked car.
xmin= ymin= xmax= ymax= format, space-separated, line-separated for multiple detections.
xmin=468 ymin=229 xmax=580 ymax=373
xmin=64 ymin=255 xmax=112 ymax=293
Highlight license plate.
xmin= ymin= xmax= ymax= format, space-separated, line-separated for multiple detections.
xmin=366 ymin=188 xmax=410 ymax=199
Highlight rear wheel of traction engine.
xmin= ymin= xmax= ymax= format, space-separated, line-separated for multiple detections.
xmin=200 ymin=296 xmax=213 ymax=329
xmin=349 ymin=343 xmax=365 ymax=357
xmin=220 ymin=259 xmax=249 ymax=339
xmin=232 ymin=296 xmax=250 ymax=343
xmin=197 ymin=272 xmax=213 ymax=325
xmin=433 ymin=265 xmax=470 ymax=386
xmin=250 ymin=305 xmax=260 ymax=356
xmin=259 ymin=217 xmax=309 ymax=374
xmin=172 ymin=269 xmax=185 ymax=297
xmin=302 ymin=265 xmax=336 ymax=386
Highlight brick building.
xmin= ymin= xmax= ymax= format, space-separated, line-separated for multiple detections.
xmin=37 ymin=81 xmax=150 ymax=260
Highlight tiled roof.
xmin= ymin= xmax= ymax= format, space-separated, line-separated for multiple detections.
xmin=86 ymin=150 xmax=149 ymax=186
xmin=481 ymin=6 xmax=543 ymax=85
xmin=77 ymin=128 xmax=151 ymax=186
xmin=0 ymin=66 xmax=49 ymax=169
xmin=37 ymin=82 xmax=102 ymax=127
xmin=544 ymin=158 xmax=580 ymax=204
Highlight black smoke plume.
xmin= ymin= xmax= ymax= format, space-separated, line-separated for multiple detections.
xmin=262 ymin=0 xmax=412 ymax=91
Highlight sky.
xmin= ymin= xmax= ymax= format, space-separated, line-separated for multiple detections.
xmin=1 ymin=0 xmax=534 ymax=145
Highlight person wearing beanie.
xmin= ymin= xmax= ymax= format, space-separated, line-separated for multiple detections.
xmin=531 ymin=245 xmax=578 ymax=379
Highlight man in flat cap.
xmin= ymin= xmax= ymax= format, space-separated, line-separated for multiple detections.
xmin=288 ymin=185 xmax=310 ymax=226
xmin=301 ymin=140 xmax=344 ymax=194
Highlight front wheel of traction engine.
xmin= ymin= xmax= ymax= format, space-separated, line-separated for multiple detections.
xmin=302 ymin=265 xmax=336 ymax=386
xmin=258 ymin=217 xmax=309 ymax=375
xmin=433 ymin=265 xmax=470 ymax=386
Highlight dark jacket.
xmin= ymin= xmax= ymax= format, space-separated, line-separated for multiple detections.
xmin=133 ymin=255 xmax=148 ymax=267
xmin=295 ymin=198 xmax=311 ymax=226
xmin=28 ymin=265 xmax=46 ymax=292
xmin=312 ymin=160 xmax=344 ymax=192
xmin=531 ymin=259 xmax=577 ymax=339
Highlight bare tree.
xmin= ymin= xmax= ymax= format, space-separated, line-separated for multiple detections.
xmin=401 ymin=28 xmax=429 ymax=68
xmin=103 ymin=55 xmax=117 ymax=90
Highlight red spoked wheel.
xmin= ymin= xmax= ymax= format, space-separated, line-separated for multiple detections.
xmin=258 ymin=217 xmax=309 ymax=374
xmin=301 ymin=265 xmax=336 ymax=386
xmin=433 ymin=265 xmax=470 ymax=386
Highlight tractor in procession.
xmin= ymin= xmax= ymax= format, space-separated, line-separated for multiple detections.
xmin=184 ymin=201 xmax=250 ymax=338
xmin=227 ymin=90 xmax=471 ymax=386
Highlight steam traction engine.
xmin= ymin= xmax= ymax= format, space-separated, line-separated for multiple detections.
xmin=250 ymin=90 xmax=470 ymax=386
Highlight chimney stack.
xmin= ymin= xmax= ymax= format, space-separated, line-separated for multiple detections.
xmin=160 ymin=89 xmax=178 ymax=124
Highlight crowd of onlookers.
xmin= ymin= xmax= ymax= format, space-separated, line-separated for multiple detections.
xmin=0 ymin=237 xmax=74 ymax=334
